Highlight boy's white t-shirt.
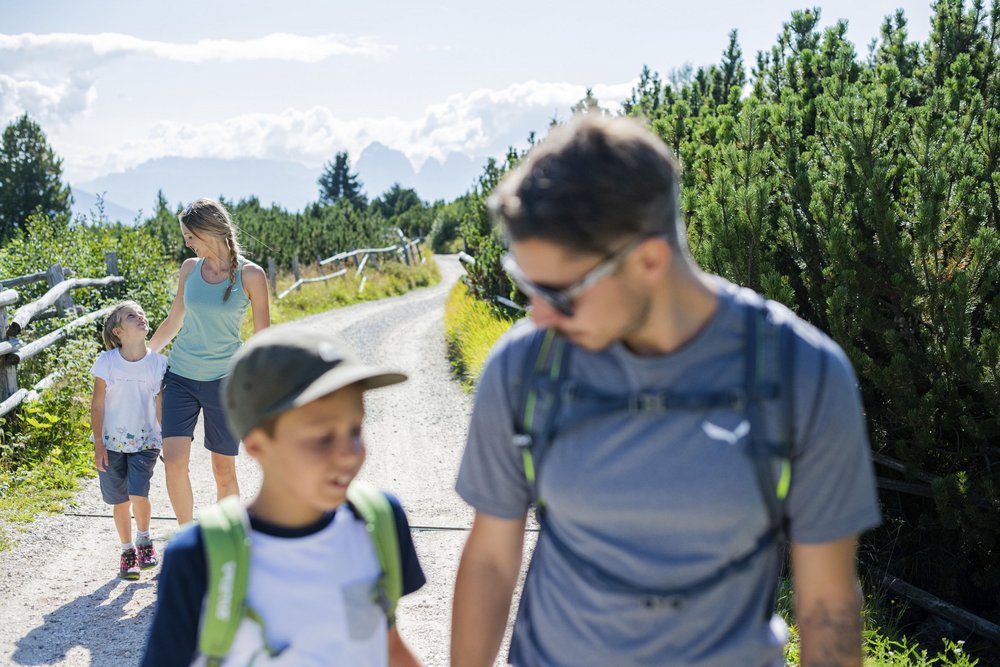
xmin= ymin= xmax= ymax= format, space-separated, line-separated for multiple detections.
xmin=91 ymin=348 xmax=167 ymax=452
xmin=201 ymin=507 xmax=390 ymax=666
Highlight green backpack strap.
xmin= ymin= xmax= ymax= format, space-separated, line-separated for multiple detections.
xmin=347 ymin=480 xmax=403 ymax=626
xmin=198 ymin=496 xmax=252 ymax=667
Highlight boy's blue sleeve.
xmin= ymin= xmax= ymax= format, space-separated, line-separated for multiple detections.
xmin=140 ymin=525 xmax=205 ymax=666
xmin=386 ymin=493 xmax=426 ymax=595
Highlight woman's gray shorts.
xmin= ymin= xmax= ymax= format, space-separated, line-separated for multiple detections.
xmin=161 ymin=369 xmax=239 ymax=456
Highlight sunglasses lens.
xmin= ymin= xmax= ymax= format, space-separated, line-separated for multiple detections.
xmin=535 ymin=287 xmax=574 ymax=317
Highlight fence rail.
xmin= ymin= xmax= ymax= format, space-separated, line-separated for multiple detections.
xmin=0 ymin=254 xmax=121 ymax=418
xmin=457 ymin=251 xmax=526 ymax=313
xmin=273 ymin=232 xmax=425 ymax=300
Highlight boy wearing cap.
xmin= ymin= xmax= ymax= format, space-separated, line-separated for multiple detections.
xmin=141 ymin=324 xmax=426 ymax=666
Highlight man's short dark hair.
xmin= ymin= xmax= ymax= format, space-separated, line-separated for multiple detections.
xmin=488 ymin=115 xmax=685 ymax=255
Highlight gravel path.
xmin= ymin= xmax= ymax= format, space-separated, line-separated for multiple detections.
xmin=0 ymin=254 xmax=531 ymax=666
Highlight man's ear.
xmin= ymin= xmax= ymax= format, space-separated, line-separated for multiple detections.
xmin=636 ymin=236 xmax=672 ymax=279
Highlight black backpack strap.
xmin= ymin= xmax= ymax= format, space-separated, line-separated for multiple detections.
xmin=744 ymin=303 xmax=795 ymax=540
xmin=513 ymin=328 xmax=571 ymax=509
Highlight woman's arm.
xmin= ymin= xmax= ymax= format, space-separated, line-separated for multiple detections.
xmin=241 ymin=262 xmax=270 ymax=334
xmin=148 ymin=259 xmax=195 ymax=353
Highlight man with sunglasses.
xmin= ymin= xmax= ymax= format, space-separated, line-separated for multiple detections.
xmin=452 ymin=115 xmax=880 ymax=667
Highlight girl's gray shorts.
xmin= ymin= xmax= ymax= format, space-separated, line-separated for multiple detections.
xmin=98 ymin=449 xmax=159 ymax=504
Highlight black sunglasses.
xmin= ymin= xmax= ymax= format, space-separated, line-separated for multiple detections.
xmin=501 ymin=235 xmax=651 ymax=317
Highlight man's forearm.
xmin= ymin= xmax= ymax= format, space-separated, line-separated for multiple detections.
xmin=797 ymin=596 xmax=863 ymax=667
xmin=451 ymin=556 xmax=518 ymax=667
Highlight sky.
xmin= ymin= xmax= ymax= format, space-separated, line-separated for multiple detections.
xmin=2 ymin=0 xmax=936 ymax=194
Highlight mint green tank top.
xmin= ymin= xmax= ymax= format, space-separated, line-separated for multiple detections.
xmin=168 ymin=258 xmax=250 ymax=381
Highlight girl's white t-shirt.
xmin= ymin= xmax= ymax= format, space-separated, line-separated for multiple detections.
xmin=91 ymin=348 xmax=168 ymax=453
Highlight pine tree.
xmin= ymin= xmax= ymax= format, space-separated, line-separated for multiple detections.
xmin=317 ymin=152 xmax=367 ymax=209
xmin=571 ymin=88 xmax=606 ymax=116
xmin=0 ymin=114 xmax=72 ymax=244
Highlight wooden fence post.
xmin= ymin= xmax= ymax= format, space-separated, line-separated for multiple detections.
xmin=267 ymin=258 xmax=277 ymax=298
xmin=105 ymin=251 xmax=119 ymax=276
xmin=0 ymin=299 xmax=18 ymax=403
xmin=291 ymin=256 xmax=301 ymax=281
xmin=396 ymin=229 xmax=411 ymax=266
xmin=46 ymin=263 xmax=75 ymax=315
xmin=316 ymin=254 xmax=325 ymax=275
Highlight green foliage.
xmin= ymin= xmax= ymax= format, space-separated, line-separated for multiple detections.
xmin=0 ymin=211 xmax=174 ymax=328
xmin=618 ymin=1 xmax=1000 ymax=623
xmin=0 ymin=114 xmax=72 ymax=244
xmin=1 ymin=336 xmax=97 ymax=474
xmin=140 ymin=191 xmax=433 ymax=278
xmin=454 ymin=0 xmax=1000 ymax=640
xmin=371 ymin=183 xmax=438 ymax=238
xmin=0 ymin=212 xmax=174 ymax=544
xmin=318 ymin=151 xmax=367 ymax=209
xmin=0 ymin=336 xmax=99 ymax=550
xmin=429 ymin=197 xmax=468 ymax=253
xmin=458 ymin=148 xmax=523 ymax=316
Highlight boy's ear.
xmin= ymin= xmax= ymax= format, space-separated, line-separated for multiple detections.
xmin=242 ymin=428 xmax=269 ymax=460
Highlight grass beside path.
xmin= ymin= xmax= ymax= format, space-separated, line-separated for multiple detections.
xmin=443 ymin=281 xmax=514 ymax=390
xmin=243 ymin=254 xmax=440 ymax=335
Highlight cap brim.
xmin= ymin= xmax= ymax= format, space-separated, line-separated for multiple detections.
xmin=291 ymin=365 xmax=408 ymax=409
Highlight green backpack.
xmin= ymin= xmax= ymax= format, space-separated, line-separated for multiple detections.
xmin=195 ymin=481 xmax=403 ymax=666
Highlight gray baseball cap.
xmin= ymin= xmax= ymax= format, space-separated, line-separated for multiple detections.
xmin=222 ymin=324 xmax=407 ymax=440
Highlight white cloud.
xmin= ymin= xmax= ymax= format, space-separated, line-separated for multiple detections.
xmin=0 ymin=31 xmax=397 ymax=129
xmin=0 ymin=32 xmax=395 ymax=63
xmin=61 ymin=79 xmax=639 ymax=181
xmin=0 ymin=73 xmax=97 ymax=127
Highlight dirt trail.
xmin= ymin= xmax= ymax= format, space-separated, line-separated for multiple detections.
xmin=0 ymin=255 xmax=529 ymax=666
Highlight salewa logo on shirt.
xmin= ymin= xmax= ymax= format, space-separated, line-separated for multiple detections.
xmin=702 ymin=419 xmax=750 ymax=445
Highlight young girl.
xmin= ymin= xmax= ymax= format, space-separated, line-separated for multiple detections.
xmin=149 ymin=198 xmax=270 ymax=525
xmin=91 ymin=300 xmax=168 ymax=580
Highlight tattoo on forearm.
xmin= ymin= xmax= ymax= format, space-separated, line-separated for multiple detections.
xmin=798 ymin=600 xmax=863 ymax=667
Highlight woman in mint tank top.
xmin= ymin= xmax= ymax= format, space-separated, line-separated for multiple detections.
xmin=149 ymin=198 xmax=270 ymax=525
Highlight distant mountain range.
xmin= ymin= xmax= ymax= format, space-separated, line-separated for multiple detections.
xmin=70 ymin=144 xmax=490 ymax=223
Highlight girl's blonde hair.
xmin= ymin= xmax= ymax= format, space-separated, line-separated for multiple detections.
xmin=102 ymin=300 xmax=143 ymax=350
xmin=178 ymin=198 xmax=242 ymax=302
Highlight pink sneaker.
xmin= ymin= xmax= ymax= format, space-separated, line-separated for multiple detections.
xmin=120 ymin=548 xmax=140 ymax=580
xmin=136 ymin=539 xmax=158 ymax=570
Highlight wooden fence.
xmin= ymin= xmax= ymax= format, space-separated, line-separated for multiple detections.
xmin=269 ymin=231 xmax=424 ymax=300
xmin=0 ymin=254 xmax=123 ymax=418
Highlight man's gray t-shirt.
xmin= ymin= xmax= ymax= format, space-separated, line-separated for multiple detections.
xmin=456 ymin=279 xmax=882 ymax=667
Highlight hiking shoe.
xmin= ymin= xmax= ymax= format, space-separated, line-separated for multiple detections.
xmin=120 ymin=548 xmax=140 ymax=580
xmin=136 ymin=539 xmax=158 ymax=570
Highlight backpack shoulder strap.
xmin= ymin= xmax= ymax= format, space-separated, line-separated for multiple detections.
xmin=347 ymin=480 xmax=403 ymax=626
xmin=198 ymin=496 xmax=252 ymax=667
xmin=744 ymin=301 xmax=796 ymax=538
xmin=512 ymin=328 xmax=571 ymax=508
